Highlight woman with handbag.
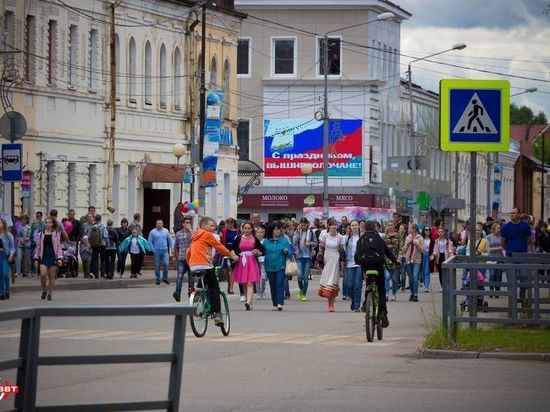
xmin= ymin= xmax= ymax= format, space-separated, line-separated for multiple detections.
xmin=318 ymin=218 xmax=344 ymax=312
xmin=263 ymin=221 xmax=291 ymax=311
xmin=292 ymin=217 xmax=317 ymax=302
xmin=232 ymin=221 xmax=264 ymax=310
xmin=34 ymin=217 xmax=64 ymax=301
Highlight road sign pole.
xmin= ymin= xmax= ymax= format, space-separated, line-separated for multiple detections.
xmin=469 ymin=152 xmax=477 ymax=259
xmin=10 ymin=116 xmax=15 ymax=217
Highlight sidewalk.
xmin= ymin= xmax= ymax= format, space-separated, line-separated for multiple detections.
xmin=9 ymin=270 xmax=170 ymax=292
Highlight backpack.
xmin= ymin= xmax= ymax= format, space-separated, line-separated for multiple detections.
xmin=355 ymin=231 xmax=386 ymax=266
xmin=89 ymin=226 xmax=102 ymax=248
xmin=106 ymin=230 xmax=117 ymax=251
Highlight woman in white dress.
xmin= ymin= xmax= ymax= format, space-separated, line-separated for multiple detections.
xmin=318 ymin=219 xmax=344 ymax=312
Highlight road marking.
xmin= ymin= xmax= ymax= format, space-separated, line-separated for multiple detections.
xmin=0 ymin=328 xmax=399 ymax=347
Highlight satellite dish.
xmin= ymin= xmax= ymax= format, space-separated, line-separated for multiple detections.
xmin=0 ymin=111 xmax=27 ymax=142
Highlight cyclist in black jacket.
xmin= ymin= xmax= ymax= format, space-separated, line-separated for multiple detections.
xmin=355 ymin=220 xmax=398 ymax=328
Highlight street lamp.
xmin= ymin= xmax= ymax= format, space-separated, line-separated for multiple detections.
xmin=172 ymin=143 xmax=187 ymax=203
xmin=511 ymin=87 xmax=538 ymax=97
xmin=408 ymin=43 xmax=466 ymax=223
xmin=322 ymin=11 xmax=395 ymax=221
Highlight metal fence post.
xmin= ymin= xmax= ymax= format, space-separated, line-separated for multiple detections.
xmin=442 ymin=265 xmax=448 ymax=331
xmin=14 ymin=316 xmax=33 ymax=411
xmin=450 ymin=266 xmax=458 ymax=342
xmin=168 ymin=313 xmax=187 ymax=412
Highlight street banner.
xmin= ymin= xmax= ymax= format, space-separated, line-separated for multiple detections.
xmin=263 ymin=119 xmax=362 ymax=178
xmin=201 ymin=89 xmax=223 ymax=187
xmin=303 ymin=206 xmax=395 ymax=223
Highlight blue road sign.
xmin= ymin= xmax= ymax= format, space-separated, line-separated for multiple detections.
xmin=440 ymin=79 xmax=510 ymax=152
xmin=2 ymin=143 xmax=23 ymax=182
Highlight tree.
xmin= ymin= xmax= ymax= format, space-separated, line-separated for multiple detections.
xmin=533 ymin=133 xmax=550 ymax=163
xmin=510 ymin=103 xmax=547 ymax=125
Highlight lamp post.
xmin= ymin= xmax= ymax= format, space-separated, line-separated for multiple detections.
xmin=321 ymin=11 xmax=395 ymax=221
xmin=535 ymin=124 xmax=550 ymax=221
xmin=511 ymin=87 xmax=538 ymax=97
xmin=172 ymin=143 xmax=187 ymax=203
xmin=408 ymin=43 xmax=466 ymax=223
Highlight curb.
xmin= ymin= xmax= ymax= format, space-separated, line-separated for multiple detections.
xmin=416 ymin=346 xmax=550 ymax=362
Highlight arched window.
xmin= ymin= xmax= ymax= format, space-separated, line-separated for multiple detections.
xmin=173 ymin=47 xmax=182 ymax=110
xmin=223 ymin=59 xmax=230 ymax=120
xmin=210 ymin=56 xmax=217 ymax=88
xmin=114 ymin=34 xmax=120 ymax=98
xmin=159 ymin=43 xmax=167 ymax=108
xmin=144 ymin=40 xmax=152 ymax=105
xmin=128 ymin=37 xmax=136 ymax=101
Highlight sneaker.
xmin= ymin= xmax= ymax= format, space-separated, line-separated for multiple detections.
xmin=244 ymin=302 xmax=251 ymax=310
xmin=425 ymin=288 xmax=430 ymax=293
xmin=239 ymin=295 xmax=246 ymax=302
xmin=297 ymin=291 xmax=303 ymax=300
xmin=41 ymin=291 xmax=47 ymax=300
xmin=342 ymin=296 xmax=348 ymax=301
xmin=213 ymin=313 xmax=224 ymax=326
xmin=285 ymin=292 xmax=290 ymax=299
xmin=380 ymin=313 xmax=389 ymax=328
xmin=173 ymin=292 xmax=181 ymax=302
xmin=409 ymin=295 xmax=414 ymax=302
xmin=47 ymin=294 xmax=52 ymax=301
xmin=277 ymin=305 xmax=283 ymax=311
xmin=390 ymin=294 xmax=396 ymax=301
xmin=301 ymin=295 xmax=308 ymax=302
xmin=162 ymin=279 xmax=170 ymax=285
xmin=386 ymin=294 xmax=389 ymax=302
xmin=257 ymin=294 xmax=262 ymax=301
xmin=413 ymin=295 xmax=419 ymax=302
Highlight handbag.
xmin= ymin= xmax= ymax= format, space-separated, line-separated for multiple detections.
xmin=315 ymin=249 xmax=325 ymax=269
xmin=285 ymin=256 xmax=299 ymax=277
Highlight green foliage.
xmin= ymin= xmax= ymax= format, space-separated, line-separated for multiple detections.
xmin=533 ymin=134 xmax=550 ymax=163
xmin=510 ymin=103 xmax=547 ymax=125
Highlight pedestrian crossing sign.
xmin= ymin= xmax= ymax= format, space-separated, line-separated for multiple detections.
xmin=439 ymin=79 xmax=510 ymax=152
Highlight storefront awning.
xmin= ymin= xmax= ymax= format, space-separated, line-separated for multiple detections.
xmin=142 ymin=163 xmax=186 ymax=183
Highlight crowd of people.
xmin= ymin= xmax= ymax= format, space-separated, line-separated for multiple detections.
xmin=0 ymin=205 xmax=542 ymax=328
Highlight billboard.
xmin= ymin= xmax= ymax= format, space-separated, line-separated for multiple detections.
xmin=263 ymin=119 xmax=362 ymax=178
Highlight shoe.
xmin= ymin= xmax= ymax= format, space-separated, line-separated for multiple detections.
xmin=301 ymin=295 xmax=308 ymax=301
xmin=354 ymin=309 xmax=361 ymax=312
xmin=5 ymin=292 xmax=9 ymax=299
xmin=156 ymin=281 xmax=161 ymax=285
xmin=285 ymin=293 xmax=290 ymax=299
xmin=425 ymin=289 xmax=430 ymax=293
xmin=328 ymin=303 xmax=335 ymax=312
xmin=173 ymin=292 xmax=181 ymax=302
xmin=0 ymin=295 xmax=4 ymax=300
xmin=342 ymin=296 xmax=347 ymax=301
xmin=239 ymin=295 xmax=246 ymax=302
xmin=413 ymin=295 xmax=419 ymax=302
xmin=380 ymin=313 xmax=389 ymax=328
xmin=401 ymin=287 xmax=406 ymax=291
xmin=391 ymin=294 xmax=396 ymax=301
xmin=138 ymin=272 xmax=142 ymax=276
xmin=297 ymin=291 xmax=303 ymax=300
xmin=419 ymin=282 xmax=423 ymax=288
xmin=162 ymin=279 xmax=170 ymax=285
xmin=277 ymin=305 xmax=283 ymax=311
xmin=409 ymin=295 xmax=414 ymax=302
xmin=47 ymin=294 xmax=52 ymax=301
xmin=213 ymin=312 xmax=224 ymax=326
xmin=386 ymin=294 xmax=389 ymax=302
xmin=41 ymin=291 xmax=47 ymax=300
xmin=272 ymin=307 xmax=278 ymax=311
xmin=245 ymin=302 xmax=251 ymax=310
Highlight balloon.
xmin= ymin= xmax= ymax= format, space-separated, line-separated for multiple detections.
xmin=63 ymin=220 xmax=73 ymax=235
xmin=181 ymin=201 xmax=189 ymax=213
xmin=188 ymin=210 xmax=196 ymax=217
xmin=193 ymin=199 xmax=200 ymax=209
xmin=188 ymin=203 xmax=195 ymax=210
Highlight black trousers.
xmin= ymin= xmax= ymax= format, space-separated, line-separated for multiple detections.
xmin=130 ymin=252 xmax=144 ymax=275
xmin=91 ymin=246 xmax=105 ymax=277
xmin=363 ymin=264 xmax=387 ymax=315
xmin=194 ymin=268 xmax=221 ymax=314
xmin=104 ymin=249 xmax=117 ymax=278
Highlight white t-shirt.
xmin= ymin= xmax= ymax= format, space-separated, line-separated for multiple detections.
xmin=423 ymin=238 xmax=430 ymax=253
xmin=344 ymin=234 xmax=360 ymax=267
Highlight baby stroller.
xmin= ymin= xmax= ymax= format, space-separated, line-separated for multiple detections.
xmin=460 ymin=270 xmax=489 ymax=311
xmin=58 ymin=241 xmax=78 ymax=278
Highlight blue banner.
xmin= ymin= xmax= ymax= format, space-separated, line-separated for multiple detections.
xmin=201 ymin=89 xmax=223 ymax=187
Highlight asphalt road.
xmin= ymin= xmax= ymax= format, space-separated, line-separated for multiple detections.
xmin=1 ymin=276 xmax=549 ymax=412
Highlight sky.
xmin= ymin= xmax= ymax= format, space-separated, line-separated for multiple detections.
xmin=397 ymin=0 xmax=550 ymax=119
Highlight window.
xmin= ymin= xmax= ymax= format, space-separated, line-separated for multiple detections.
xmin=88 ymin=29 xmax=99 ymax=90
xmin=237 ymin=119 xmax=250 ymax=160
xmin=223 ymin=59 xmax=230 ymax=120
xmin=210 ymin=56 xmax=217 ymax=88
xmin=272 ymin=38 xmax=296 ymax=76
xmin=24 ymin=15 xmax=36 ymax=82
xmin=3 ymin=11 xmax=15 ymax=80
xmin=173 ymin=47 xmax=182 ymax=110
xmin=68 ymin=25 xmax=78 ymax=87
xmin=318 ymin=37 xmax=341 ymax=76
xmin=159 ymin=44 xmax=167 ymax=108
xmin=128 ymin=37 xmax=136 ymax=101
xmin=237 ymin=38 xmax=250 ymax=76
xmin=47 ymin=20 xmax=58 ymax=85
xmin=144 ymin=41 xmax=152 ymax=104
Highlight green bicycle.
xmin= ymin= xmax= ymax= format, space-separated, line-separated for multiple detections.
xmin=364 ymin=269 xmax=383 ymax=342
xmin=189 ymin=267 xmax=230 ymax=337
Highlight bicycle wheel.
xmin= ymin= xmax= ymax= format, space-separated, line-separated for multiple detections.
xmin=376 ymin=317 xmax=384 ymax=341
xmin=189 ymin=291 xmax=208 ymax=337
xmin=365 ymin=291 xmax=374 ymax=342
xmin=219 ymin=292 xmax=231 ymax=336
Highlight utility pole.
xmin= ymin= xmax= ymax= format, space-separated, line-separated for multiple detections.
xmin=106 ymin=1 xmax=119 ymax=214
xmin=408 ymin=64 xmax=417 ymax=223
xmin=486 ymin=153 xmax=492 ymax=217
xmin=197 ymin=1 xmax=207 ymax=213
xmin=322 ymin=35 xmax=329 ymax=221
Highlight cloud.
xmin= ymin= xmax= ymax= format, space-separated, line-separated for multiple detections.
xmin=398 ymin=0 xmax=547 ymax=29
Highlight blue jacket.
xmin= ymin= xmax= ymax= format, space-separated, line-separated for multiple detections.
xmin=0 ymin=233 xmax=16 ymax=258
xmin=263 ymin=236 xmax=291 ymax=272
xmin=119 ymin=235 xmax=151 ymax=254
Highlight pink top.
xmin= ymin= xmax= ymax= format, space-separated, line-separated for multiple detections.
xmin=34 ymin=230 xmax=64 ymax=260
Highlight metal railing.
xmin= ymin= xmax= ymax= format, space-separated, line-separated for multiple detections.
xmin=442 ymin=255 xmax=550 ymax=340
xmin=0 ymin=305 xmax=195 ymax=412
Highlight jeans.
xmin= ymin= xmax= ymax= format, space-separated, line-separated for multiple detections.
xmin=346 ymin=266 xmax=363 ymax=310
xmin=421 ymin=253 xmax=431 ymax=290
xmin=29 ymin=244 xmax=37 ymax=275
xmin=284 ymin=274 xmax=290 ymax=296
xmin=193 ymin=268 xmax=221 ymax=313
xmin=175 ymin=260 xmax=189 ymax=295
xmin=267 ymin=269 xmax=286 ymax=306
xmin=489 ymin=268 xmax=503 ymax=292
xmin=153 ymin=249 xmax=169 ymax=282
xmin=117 ymin=251 xmax=128 ymax=275
xmin=386 ymin=268 xmax=400 ymax=295
xmin=296 ymin=257 xmax=312 ymax=295
xmin=406 ymin=262 xmax=421 ymax=296
xmin=91 ymin=246 xmax=105 ymax=277
xmin=399 ymin=257 xmax=407 ymax=289
xmin=16 ymin=245 xmax=30 ymax=274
